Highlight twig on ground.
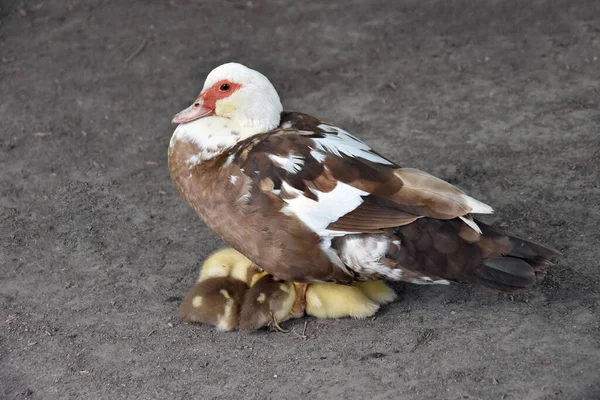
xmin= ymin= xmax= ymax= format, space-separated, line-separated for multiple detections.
xmin=124 ymin=38 xmax=148 ymax=65
xmin=292 ymin=320 xmax=309 ymax=339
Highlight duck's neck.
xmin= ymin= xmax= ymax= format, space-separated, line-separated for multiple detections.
xmin=170 ymin=116 xmax=262 ymax=164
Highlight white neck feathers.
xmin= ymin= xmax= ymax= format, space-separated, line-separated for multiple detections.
xmin=170 ymin=115 xmax=262 ymax=165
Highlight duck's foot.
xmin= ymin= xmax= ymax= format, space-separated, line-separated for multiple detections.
xmin=268 ymin=311 xmax=289 ymax=333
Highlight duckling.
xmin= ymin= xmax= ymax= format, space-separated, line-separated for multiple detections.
xmin=305 ymin=283 xmax=379 ymax=320
xmin=183 ymin=248 xmax=398 ymax=331
xmin=304 ymin=280 xmax=397 ymax=319
xmin=239 ymin=274 xmax=297 ymax=332
xmin=354 ymin=280 xmax=397 ymax=305
xmin=179 ymin=277 xmax=248 ymax=331
xmin=192 ymin=248 xmax=302 ymax=332
xmin=197 ymin=247 xmax=261 ymax=284
xmin=239 ymin=278 xmax=396 ymax=331
xmin=180 ymin=248 xmax=259 ymax=330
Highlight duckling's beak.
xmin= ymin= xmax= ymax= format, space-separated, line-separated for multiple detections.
xmin=172 ymin=97 xmax=213 ymax=124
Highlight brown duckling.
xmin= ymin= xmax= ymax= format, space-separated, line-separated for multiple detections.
xmin=184 ymin=248 xmax=302 ymax=332
xmin=179 ymin=277 xmax=247 ymax=331
xmin=180 ymin=248 xmax=259 ymax=330
xmin=239 ymin=274 xmax=298 ymax=332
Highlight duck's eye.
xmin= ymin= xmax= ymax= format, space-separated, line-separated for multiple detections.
xmin=219 ymin=83 xmax=231 ymax=92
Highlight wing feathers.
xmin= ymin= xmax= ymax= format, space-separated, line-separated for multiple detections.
xmin=459 ymin=215 xmax=482 ymax=234
xmin=327 ymin=196 xmax=420 ymax=232
xmin=392 ymin=168 xmax=493 ymax=218
xmin=234 ymin=113 xmax=494 ymax=235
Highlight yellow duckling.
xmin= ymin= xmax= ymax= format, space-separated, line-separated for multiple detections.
xmin=197 ymin=247 xmax=262 ymax=285
xmin=354 ymin=280 xmax=397 ymax=305
xmin=305 ymin=281 xmax=397 ymax=320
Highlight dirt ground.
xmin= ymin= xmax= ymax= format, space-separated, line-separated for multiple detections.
xmin=1 ymin=0 xmax=599 ymax=399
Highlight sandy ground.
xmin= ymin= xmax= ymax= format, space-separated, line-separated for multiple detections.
xmin=1 ymin=0 xmax=600 ymax=399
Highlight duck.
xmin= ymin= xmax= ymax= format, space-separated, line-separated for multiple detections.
xmin=169 ymin=63 xmax=561 ymax=315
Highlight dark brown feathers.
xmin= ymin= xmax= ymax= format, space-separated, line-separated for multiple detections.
xmin=389 ymin=217 xmax=558 ymax=292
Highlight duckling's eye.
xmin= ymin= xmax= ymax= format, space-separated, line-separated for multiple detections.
xmin=219 ymin=83 xmax=231 ymax=92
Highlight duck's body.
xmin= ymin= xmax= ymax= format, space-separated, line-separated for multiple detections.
xmin=170 ymin=63 xmax=560 ymax=294
xmin=169 ymin=115 xmax=351 ymax=283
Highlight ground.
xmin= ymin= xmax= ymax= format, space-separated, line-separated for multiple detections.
xmin=1 ymin=0 xmax=599 ymax=399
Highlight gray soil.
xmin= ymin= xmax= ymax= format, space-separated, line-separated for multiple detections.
xmin=2 ymin=1 xmax=600 ymax=399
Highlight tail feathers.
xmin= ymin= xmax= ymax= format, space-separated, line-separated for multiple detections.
xmin=471 ymin=220 xmax=561 ymax=293
xmin=471 ymin=257 xmax=537 ymax=292
xmin=477 ymin=220 xmax=562 ymax=262
xmin=505 ymin=236 xmax=562 ymax=263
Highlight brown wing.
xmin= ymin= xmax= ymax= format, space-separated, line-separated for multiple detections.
xmin=327 ymin=196 xmax=420 ymax=233
xmin=230 ymin=112 xmax=492 ymax=234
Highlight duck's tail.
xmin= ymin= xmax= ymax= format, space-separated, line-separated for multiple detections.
xmin=467 ymin=220 xmax=561 ymax=293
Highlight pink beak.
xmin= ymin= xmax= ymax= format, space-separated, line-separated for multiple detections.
xmin=171 ymin=98 xmax=214 ymax=124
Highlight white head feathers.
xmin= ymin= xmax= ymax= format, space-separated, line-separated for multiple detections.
xmin=203 ymin=63 xmax=283 ymax=133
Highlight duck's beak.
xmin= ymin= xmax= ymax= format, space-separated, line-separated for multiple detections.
xmin=171 ymin=98 xmax=214 ymax=124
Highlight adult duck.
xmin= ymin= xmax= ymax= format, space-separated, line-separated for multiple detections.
xmin=168 ymin=63 xmax=560 ymax=297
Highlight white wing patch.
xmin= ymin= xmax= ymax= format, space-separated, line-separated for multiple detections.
xmin=459 ymin=215 xmax=482 ymax=234
xmin=310 ymin=149 xmax=327 ymax=163
xmin=318 ymin=237 xmax=353 ymax=276
xmin=462 ymin=194 xmax=494 ymax=214
xmin=410 ymin=277 xmax=451 ymax=285
xmin=459 ymin=194 xmax=493 ymax=233
xmin=268 ymin=153 xmax=305 ymax=173
xmin=338 ymin=236 xmax=404 ymax=280
xmin=279 ymin=180 xmax=368 ymax=236
xmin=315 ymin=124 xmax=393 ymax=165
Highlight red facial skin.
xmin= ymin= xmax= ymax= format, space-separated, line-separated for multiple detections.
xmin=197 ymin=80 xmax=242 ymax=110
xmin=172 ymin=80 xmax=242 ymax=124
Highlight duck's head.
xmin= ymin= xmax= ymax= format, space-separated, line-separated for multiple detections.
xmin=172 ymin=63 xmax=283 ymax=134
